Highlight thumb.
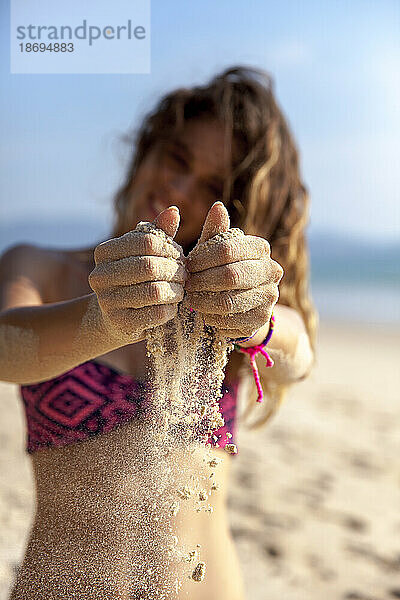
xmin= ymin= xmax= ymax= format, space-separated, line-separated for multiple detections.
xmin=198 ymin=201 xmax=230 ymax=244
xmin=153 ymin=206 xmax=180 ymax=239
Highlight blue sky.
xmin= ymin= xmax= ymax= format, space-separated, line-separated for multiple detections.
xmin=1 ymin=0 xmax=399 ymax=244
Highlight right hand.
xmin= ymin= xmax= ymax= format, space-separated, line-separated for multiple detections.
xmin=88 ymin=206 xmax=186 ymax=343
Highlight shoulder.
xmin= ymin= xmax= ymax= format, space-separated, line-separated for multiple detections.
xmin=0 ymin=242 xmax=55 ymax=280
xmin=0 ymin=243 xmax=89 ymax=310
xmin=1 ymin=242 xmax=49 ymax=266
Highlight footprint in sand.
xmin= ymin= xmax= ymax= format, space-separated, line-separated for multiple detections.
xmin=342 ymin=593 xmax=382 ymax=600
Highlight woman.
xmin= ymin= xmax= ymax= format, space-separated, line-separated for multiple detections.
xmin=0 ymin=66 xmax=318 ymax=599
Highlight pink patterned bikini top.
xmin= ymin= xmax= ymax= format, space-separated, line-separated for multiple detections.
xmin=19 ymin=360 xmax=240 ymax=455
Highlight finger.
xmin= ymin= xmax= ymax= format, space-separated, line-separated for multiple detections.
xmin=198 ymin=202 xmax=230 ymax=244
xmin=105 ymin=304 xmax=178 ymax=335
xmin=203 ymin=304 xmax=274 ymax=333
xmin=89 ymin=256 xmax=187 ymax=290
xmin=94 ymin=231 xmax=184 ymax=265
xmin=153 ymin=205 xmax=180 ymax=239
xmin=185 ymin=259 xmax=281 ymax=292
xmin=97 ymin=281 xmax=184 ymax=310
xmin=186 ymin=283 xmax=278 ymax=315
xmin=187 ymin=235 xmax=271 ymax=273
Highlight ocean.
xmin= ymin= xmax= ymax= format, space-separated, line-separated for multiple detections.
xmin=308 ymin=233 xmax=400 ymax=324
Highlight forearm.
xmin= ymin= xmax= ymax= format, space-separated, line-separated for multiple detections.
xmin=0 ymin=293 xmax=127 ymax=385
xmin=237 ymin=303 xmax=314 ymax=384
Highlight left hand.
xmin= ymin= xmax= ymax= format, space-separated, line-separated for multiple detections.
xmin=185 ymin=202 xmax=284 ymax=339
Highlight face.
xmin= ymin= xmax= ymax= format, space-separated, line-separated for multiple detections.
xmin=125 ymin=118 xmax=232 ymax=254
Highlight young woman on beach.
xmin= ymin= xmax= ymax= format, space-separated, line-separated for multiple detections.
xmin=0 ymin=65 xmax=318 ymax=599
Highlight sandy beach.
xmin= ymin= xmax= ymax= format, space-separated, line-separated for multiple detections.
xmin=1 ymin=319 xmax=399 ymax=600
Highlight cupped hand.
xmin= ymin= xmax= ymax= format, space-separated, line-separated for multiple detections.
xmin=88 ymin=206 xmax=186 ymax=343
xmin=185 ymin=202 xmax=284 ymax=339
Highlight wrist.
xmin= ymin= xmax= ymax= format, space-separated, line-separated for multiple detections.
xmin=232 ymin=312 xmax=276 ymax=403
xmin=234 ymin=314 xmax=274 ymax=348
xmin=84 ymin=294 xmax=142 ymax=351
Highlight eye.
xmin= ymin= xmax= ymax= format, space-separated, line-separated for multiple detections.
xmin=168 ymin=150 xmax=188 ymax=168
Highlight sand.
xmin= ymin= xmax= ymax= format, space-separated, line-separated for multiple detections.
xmin=140 ymin=297 xmax=232 ymax=597
xmin=121 ymin=221 xmax=235 ymax=597
xmin=1 ymin=319 xmax=400 ymax=599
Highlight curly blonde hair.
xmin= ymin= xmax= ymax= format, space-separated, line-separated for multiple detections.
xmin=112 ymin=65 xmax=319 ymax=429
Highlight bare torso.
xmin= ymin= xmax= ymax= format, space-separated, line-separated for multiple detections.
xmin=9 ymin=246 xmax=246 ymax=600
